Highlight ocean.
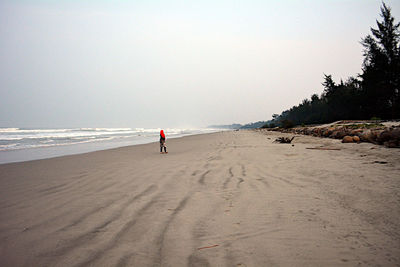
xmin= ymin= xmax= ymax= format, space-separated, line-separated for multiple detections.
xmin=0 ymin=127 xmax=220 ymax=164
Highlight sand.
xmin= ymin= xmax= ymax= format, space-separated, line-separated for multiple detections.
xmin=0 ymin=130 xmax=399 ymax=266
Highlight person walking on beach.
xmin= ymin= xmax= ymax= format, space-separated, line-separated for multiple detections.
xmin=160 ymin=130 xmax=167 ymax=154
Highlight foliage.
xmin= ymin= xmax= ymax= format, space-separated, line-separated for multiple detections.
xmin=262 ymin=122 xmax=276 ymax=128
xmin=360 ymin=3 xmax=400 ymax=119
xmin=240 ymin=121 xmax=270 ymax=129
xmin=270 ymin=2 xmax=399 ymax=127
xmin=281 ymin=119 xmax=294 ymax=129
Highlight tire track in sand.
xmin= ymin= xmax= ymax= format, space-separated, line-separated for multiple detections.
xmin=198 ymin=170 xmax=211 ymax=185
xmin=73 ymin=197 xmax=159 ymax=267
xmin=37 ymin=184 xmax=158 ymax=260
xmin=153 ymin=195 xmax=191 ymax=266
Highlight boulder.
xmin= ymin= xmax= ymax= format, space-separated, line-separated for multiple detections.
xmin=384 ymin=140 xmax=399 ymax=148
xmin=322 ymin=130 xmax=330 ymax=137
xmin=352 ymin=136 xmax=360 ymax=143
xmin=360 ymin=130 xmax=373 ymax=142
xmin=391 ymin=128 xmax=400 ymax=140
xmin=312 ymin=128 xmax=321 ymax=136
xmin=337 ymin=131 xmax=345 ymax=139
xmin=342 ymin=136 xmax=354 ymax=143
xmin=336 ymin=130 xmax=347 ymax=139
xmin=377 ymin=130 xmax=392 ymax=144
xmin=350 ymin=129 xmax=363 ymax=136
xmin=323 ymin=127 xmax=335 ymax=137
xmin=371 ymin=130 xmax=384 ymax=143
xmin=330 ymin=131 xmax=338 ymax=138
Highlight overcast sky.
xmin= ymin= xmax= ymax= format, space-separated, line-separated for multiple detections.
xmin=1 ymin=0 xmax=399 ymax=128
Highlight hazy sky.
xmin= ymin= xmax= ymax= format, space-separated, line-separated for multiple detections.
xmin=1 ymin=0 xmax=399 ymax=128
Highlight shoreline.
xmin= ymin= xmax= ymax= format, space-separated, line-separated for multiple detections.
xmin=0 ymin=131 xmax=223 ymax=165
xmin=1 ymin=130 xmax=399 ymax=266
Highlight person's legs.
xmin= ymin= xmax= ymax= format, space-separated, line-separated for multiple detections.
xmin=164 ymin=146 xmax=167 ymax=153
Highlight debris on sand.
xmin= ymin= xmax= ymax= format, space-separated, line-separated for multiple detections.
xmin=274 ymin=136 xmax=295 ymax=143
xmin=373 ymin=161 xmax=388 ymax=164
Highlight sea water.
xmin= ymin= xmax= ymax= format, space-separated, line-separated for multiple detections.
xmin=0 ymin=127 xmax=219 ymax=164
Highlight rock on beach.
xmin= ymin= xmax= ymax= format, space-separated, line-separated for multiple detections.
xmin=268 ymin=120 xmax=400 ymax=148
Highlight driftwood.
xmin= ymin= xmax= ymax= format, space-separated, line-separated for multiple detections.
xmin=373 ymin=161 xmax=387 ymax=164
xmin=274 ymin=136 xmax=295 ymax=143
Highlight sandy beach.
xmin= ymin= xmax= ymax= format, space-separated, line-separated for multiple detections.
xmin=0 ymin=130 xmax=399 ymax=266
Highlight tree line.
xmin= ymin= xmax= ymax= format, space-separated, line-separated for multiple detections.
xmin=267 ymin=3 xmax=399 ymax=128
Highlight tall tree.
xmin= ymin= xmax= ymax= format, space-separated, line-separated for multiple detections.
xmin=269 ymin=3 xmax=399 ymax=128
xmin=361 ymin=2 xmax=400 ymax=118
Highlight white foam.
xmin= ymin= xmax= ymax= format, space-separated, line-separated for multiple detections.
xmin=0 ymin=127 xmax=219 ymax=153
xmin=0 ymin=128 xmax=20 ymax=132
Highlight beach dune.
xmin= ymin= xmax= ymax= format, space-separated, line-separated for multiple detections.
xmin=0 ymin=130 xmax=399 ymax=266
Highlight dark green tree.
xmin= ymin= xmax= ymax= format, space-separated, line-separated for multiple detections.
xmin=268 ymin=2 xmax=399 ymax=128
xmin=361 ymin=2 xmax=400 ymax=118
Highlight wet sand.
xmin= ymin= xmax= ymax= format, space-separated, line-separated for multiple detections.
xmin=0 ymin=130 xmax=399 ymax=266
